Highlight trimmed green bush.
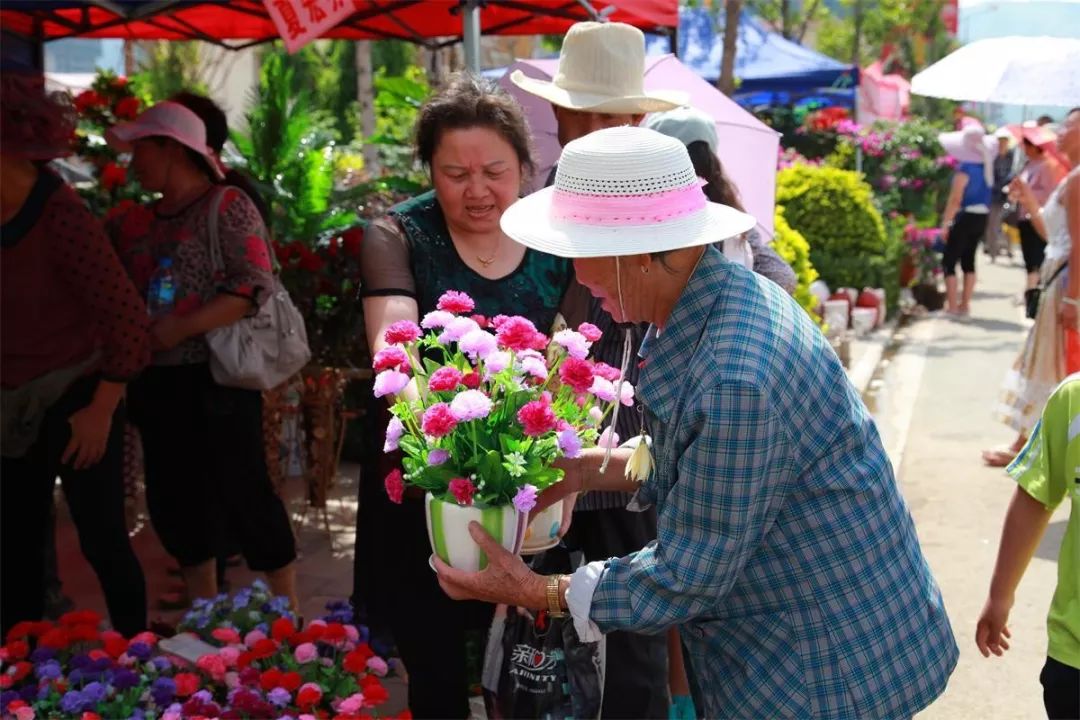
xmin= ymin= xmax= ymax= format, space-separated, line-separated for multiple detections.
xmin=771 ymin=209 xmax=820 ymax=322
xmin=776 ymin=164 xmax=902 ymax=312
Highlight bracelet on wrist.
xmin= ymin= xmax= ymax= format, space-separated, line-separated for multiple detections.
xmin=546 ymin=574 xmax=568 ymax=617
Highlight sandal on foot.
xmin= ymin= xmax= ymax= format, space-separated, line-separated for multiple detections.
xmin=982 ymin=448 xmax=1015 ymax=467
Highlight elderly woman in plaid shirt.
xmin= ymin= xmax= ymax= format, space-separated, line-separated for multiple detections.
xmin=434 ymin=127 xmax=958 ymax=719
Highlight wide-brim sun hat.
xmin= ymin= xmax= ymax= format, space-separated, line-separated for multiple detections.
xmin=938 ymin=120 xmax=996 ymax=164
xmin=500 ymin=126 xmax=755 ymax=258
xmin=510 ymin=22 xmax=687 ymax=114
xmin=106 ymin=100 xmax=224 ymax=180
xmin=644 ymin=106 xmax=719 ymax=154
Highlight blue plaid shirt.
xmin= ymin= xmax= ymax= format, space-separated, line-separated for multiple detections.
xmin=586 ymin=248 xmax=957 ymax=718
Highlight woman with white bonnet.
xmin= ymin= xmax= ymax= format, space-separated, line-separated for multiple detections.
xmin=938 ymin=118 xmax=996 ymax=316
xmin=434 ymin=126 xmax=957 ymax=718
xmin=645 ymin=105 xmax=796 ymax=292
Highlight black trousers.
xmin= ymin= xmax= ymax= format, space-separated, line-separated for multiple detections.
xmin=942 ymin=211 xmax=988 ymax=277
xmin=1040 ymin=656 xmax=1079 ymax=720
xmin=353 ymin=441 xmax=493 ymax=719
xmin=535 ymin=506 xmax=670 ymax=720
xmin=1020 ymin=219 xmax=1047 ymax=274
xmin=127 ymin=364 xmax=295 ymax=572
xmin=1 ymin=375 xmax=146 ymax=638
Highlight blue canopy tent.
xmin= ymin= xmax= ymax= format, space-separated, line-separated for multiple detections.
xmin=645 ymin=8 xmax=858 ymax=108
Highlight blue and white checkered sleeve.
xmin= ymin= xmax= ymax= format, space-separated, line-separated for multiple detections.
xmin=588 ymin=381 xmax=793 ymax=633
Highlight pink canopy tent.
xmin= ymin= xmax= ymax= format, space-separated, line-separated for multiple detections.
xmin=498 ymin=54 xmax=780 ymax=235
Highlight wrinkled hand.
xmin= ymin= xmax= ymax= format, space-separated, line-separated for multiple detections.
xmin=150 ymin=314 xmax=190 ymax=351
xmin=1060 ymin=300 xmax=1078 ymax=328
xmin=975 ymin=596 xmax=1013 ymax=657
xmin=62 ymin=404 xmax=113 ymax=470
xmin=532 ymin=458 xmax=586 ymax=517
xmin=433 ymin=522 xmax=546 ymax=608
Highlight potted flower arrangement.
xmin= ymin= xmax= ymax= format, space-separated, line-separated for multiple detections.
xmin=373 ymin=290 xmax=630 ymax=571
xmin=176 ymin=578 xmax=296 ymax=643
xmin=903 ymin=224 xmax=946 ymax=311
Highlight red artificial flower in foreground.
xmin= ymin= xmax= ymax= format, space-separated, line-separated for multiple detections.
xmin=271 ymin=617 xmax=296 ymax=642
xmin=384 ymin=320 xmax=422 ymax=345
xmin=427 ymin=366 xmax=463 ymax=392
xmin=259 ymin=668 xmax=282 ymax=691
xmin=324 ymin=623 xmax=347 ymax=643
xmin=448 ymin=478 xmax=476 ymax=506
xmin=421 ymin=403 xmax=458 ymax=438
xmin=100 ymin=162 xmax=128 ymax=192
xmin=496 ymin=316 xmax=546 ymax=352
xmin=212 ymin=627 xmax=242 ymax=645
xmin=59 ymin=610 xmax=102 ymax=627
xmin=360 ymin=673 xmax=391 ymax=705
xmin=343 ymin=644 xmax=375 ymax=674
xmin=461 ymin=372 xmax=481 ymax=389
xmin=384 ymin=469 xmax=405 ymax=504
xmin=5 ymin=640 xmax=28 ymax=660
xmin=74 ymin=90 xmax=106 ymax=113
xmin=174 ymin=672 xmax=199 ymax=697
xmin=437 ymin=290 xmax=475 ymax=314
xmin=518 ymin=398 xmax=558 ymax=437
xmin=113 ymin=96 xmax=141 ymax=120
xmin=558 ymin=357 xmax=595 ymax=394
xmin=296 ymin=683 xmax=323 ymax=709
xmin=101 ymin=630 xmax=127 ymax=658
xmin=280 ymin=671 xmax=303 ymax=692
xmin=38 ymin=627 xmax=70 ymax=649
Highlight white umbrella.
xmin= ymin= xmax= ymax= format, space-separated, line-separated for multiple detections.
xmin=911 ymin=36 xmax=1080 ymax=107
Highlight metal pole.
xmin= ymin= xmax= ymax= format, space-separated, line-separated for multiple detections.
xmin=462 ymin=0 xmax=481 ymax=75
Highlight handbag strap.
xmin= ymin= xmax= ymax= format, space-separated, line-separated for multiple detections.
xmin=1042 ymin=261 xmax=1069 ymax=289
xmin=205 ymin=185 xmax=281 ymax=276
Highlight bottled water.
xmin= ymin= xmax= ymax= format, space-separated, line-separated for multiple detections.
xmin=147 ymin=257 xmax=176 ymax=317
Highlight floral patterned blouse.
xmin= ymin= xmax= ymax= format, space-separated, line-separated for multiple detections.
xmin=108 ymin=186 xmax=274 ymax=366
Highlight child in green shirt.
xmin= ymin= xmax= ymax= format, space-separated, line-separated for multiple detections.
xmin=977 ymin=373 xmax=1080 ymax=719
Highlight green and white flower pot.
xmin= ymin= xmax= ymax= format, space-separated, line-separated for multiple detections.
xmin=425 ymin=492 xmax=527 ymax=571
xmin=521 ymin=499 xmax=564 ymax=554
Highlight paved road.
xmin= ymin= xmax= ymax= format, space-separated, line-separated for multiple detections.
xmin=885 ymin=258 xmax=1069 ymax=719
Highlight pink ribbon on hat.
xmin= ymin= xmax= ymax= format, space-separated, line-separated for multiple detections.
xmin=550 ymin=181 xmax=707 ymax=227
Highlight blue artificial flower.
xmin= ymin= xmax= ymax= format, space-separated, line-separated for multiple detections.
xmin=251 ymin=579 xmax=269 ymax=592
xmin=60 ymin=690 xmax=88 ymax=715
xmin=35 ymin=660 xmax=62 ymax=681
xmin=127 ymin=642 xmax=152 ymax=661
xmin=195 ymin=614 xmax=211 ymax=630
xmin=82 ymin=681 xmax=107 ymax=704
xmin=69 ymin=654 xmax=91 ymax=670
xmin=151 ymin=656 xmax=172 ymax=673
xmin=267 ymin=687 xmax=292 ymax=708
xmin=255 ymin=622 xmax=269 ymax=636
xmin=232 ymin=593 xmax=250 ymax=610
xmin=29 ymin=647 xmax=56 ymax=664
xmin=130 ymin=709 xmax=145 ymax=720
xmin=192 ymin=689 xmax=212 ymax=703
xmin=112 ymin=668 xmax=139 ymax=691
xmin=0 ymin=690 xmax=19 ymax=713
xmin=150 ymin=677 xmax=176 ymax=706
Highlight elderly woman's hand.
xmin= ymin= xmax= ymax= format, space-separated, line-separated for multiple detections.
xmin=433 ymin=522 xmax=547 ymax=609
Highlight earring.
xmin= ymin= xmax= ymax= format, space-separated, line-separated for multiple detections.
xmin=640 ymin=265 xmax=649 ymax=274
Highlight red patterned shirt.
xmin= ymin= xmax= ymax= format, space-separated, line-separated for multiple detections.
xmin=109 ymin=186 xmax=274 ymax=366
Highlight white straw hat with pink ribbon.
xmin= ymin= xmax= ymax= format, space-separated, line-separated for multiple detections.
xmin=501 ymin=126 xmax=755 ymax=258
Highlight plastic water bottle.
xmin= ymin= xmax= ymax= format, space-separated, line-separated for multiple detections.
xmin=147 ymin=257 xmax=176 ymax=317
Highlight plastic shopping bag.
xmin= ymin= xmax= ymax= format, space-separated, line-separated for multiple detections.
xmin=482 ymin=605 xmax=605 ymax=719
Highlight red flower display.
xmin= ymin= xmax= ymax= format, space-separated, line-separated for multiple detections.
xmin=427 ymin=366 xmax=464 ymax=392
xmin=113 ymin=96 xmax=140 ymax=121
xmin=384 ymin=468 xmax=405 ymax=504
xmin=384 ymin=320 xmax=422 ymax=345
xmin=558 ymin=357 xmax=595 ymax=394
xmin=421 ymin=403 xmax=458 ymax=437
xmin=496 ymin=316 xmax=546 ymax=352
xmin=437 ymin=290 xmax=476 ymax=314
xmin=448 ymin=477 xmax=476 ymax=506
xmin=517 ymin=398 xmax=558 ymax=437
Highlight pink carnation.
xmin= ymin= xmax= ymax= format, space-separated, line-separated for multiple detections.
xmin=428 ymin=448 xmax=450 ymax=466
xmin=428 ymin=367 xmax=464 ymax=392
xmin=589 ymin=377 xmax=616 ymax=403
xmin=338 ymin=693 xmax=367 ymax=715
xmin=421 ymin=403 xmax=458 ymax=437
xmin=459 ymin=328 xmax=498 ymax=360
xmin=384 ymin=320 xmax=421 ymax=345
xmin=518 ymin=398 xmax=557 ymax=437
xmin=598 ymin=427 xmax=620 ymax=449
xmin=212 ymin=627 xmax=242 ymax=645
xmin=373 ymin=369 xmax=410 ymax=398
xmin=449 ymin=477 xmax=476 ymax=506
xmin=384 ymin=468 xmax=404 ymax=504
xmin=491 ymin=315 xmax=511 ymax=329
xmin=439 ymin=316 xmax=480 ymax=343
xmin=484 ymin=351 xmax=511 ymax=375
xmin=496 ymin=316 xmax=545 ymax=352
xmin=578 ymin=322 xmax=602 ymax=342
xmin=373 ymin=346 xmax=409 ymax=372
xmin=294 ymin=643 xmax=318 ymax=664
xmin=437 ymin=290 xmax=476 ymax=314
xmin=421 ymin=310 xmax=455 ymax=329
xmin=592 ymin=362 xmax=621 ymax=382
xmin=618 ymin=381 xmax=635 ymax=407
xmin=244 ymin=629 xmax=267 ymax=648
xmin=367 ymin=656 xmax=389 ymax=676
xmin=559 ymin=357 xmax=595 ymax=393
xmin=219 ymin=646 xmax=240 ymax=667
xmin=196 ymin=653 xmax=227 ymax=681
xmin=557 ymin=428 xmax=583 ymax=458
xmin=553 ymin=329 xmax=591 ymax=360
xmin=450 ymin=389 xmax=493 ymax=421
xmin=384 ymin=417 xmax=404 ymax=452
xmin=512 ymin=484 xmax=539 ymax=513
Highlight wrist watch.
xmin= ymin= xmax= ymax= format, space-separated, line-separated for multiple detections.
xmin=546 ymin=574 xmax=568 ymax=617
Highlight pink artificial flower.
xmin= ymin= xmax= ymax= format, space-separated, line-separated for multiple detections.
xmin=589 ymin=377 xmax=616 ymax=403
xmin=592 ymin=362 xmax=621 ymax=382
xmin=373 ymin=369 xmax=410 ymax=398
xmin=449 ymin=477 xmax=476 ymax=506
xmin=132 ymin=631 xmax=158 ymax=647
xmin=196 ymin=653 xmax=227 ymax=681
xmin=384 ymin=320 xmax=422 ymax=345
xmin=496 ymin=316 xmax=545 ymax=352
xmin=225 ymin=671 xmax=241 ymax=689
xmin=344 ymin=625 xmax=359 ymax=643
xmin=422 ymin=403 xmax=458 ymax=437
xmin=437 ymin=290 xmax=475 ymax=314
xmin=294 ymin=643 xmax=318 ymax=664
xmin=598 ymin=427 xmax=620 ymax=449
xmin=519 ymin=354 xmax=548 ymax=380
xmin=428 ymin=367 xmax=464 ymax=392
xmin=559 ymin=357 xmax=595 ymax=394
xmin=512 ymin=484 xmax=538 ymax=513
xmin=212 ymin=627 xmax=242 ymax=645
xmin=337 ymin=693 xmax=367 ymax=715
xmin=384 ymin=469 xmax=405 ymax=504
xmin=450 ymin=390 xmax=493 ymax=421
xmin=618 ymin=381 xmax=635 ymax=407
xmin=553 ymin=329 xmax=591 ymax=359
xmin=439 ymin=316 xmax=480 ymax=344
xmin=459 ymin=328 xmax=498 ymax=360
xmin=366 ymin=656 xmax=389 ymax=676
xmin=244 ymin=629 xmax=268 ymax=648
xmin=428 ymin=448 xmax=450 ymax=466
xmin=578 ymin=322 xmax=602 ymax=342
xmin=484 ymin=350 xmax=511 ymax=375
xmin=14 ymin=707 xmax=34 ymax=720
xmin=462 ymin=371 xmax=482 ymax=389
xmin=557 ymin=428 xmax=583 ymax=458
xmin=518 ymin=398 xmax=557 ymax=437
xmin=373 ymin=346 xmax=409 ymax=372
xmin=421 ymin=310 xmax=455 ymax=329
xmin=219 ymin=646 xmax=240 ymax=668
xmin=470 ymin=314 xmax=488 ymax=328
xmin=384 ymin=417 xmax=404 ymax=452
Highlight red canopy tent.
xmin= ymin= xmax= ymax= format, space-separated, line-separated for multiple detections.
xmin=0 ymin=1 xmax=676 ymax=51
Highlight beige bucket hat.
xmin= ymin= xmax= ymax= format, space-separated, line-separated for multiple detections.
xmin=510 ymin=22 xmax=687 ymax=114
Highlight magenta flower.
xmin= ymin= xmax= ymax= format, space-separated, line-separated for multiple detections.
xmin=373 ymin=346 xmax=409 ymax=372
xmin=338 ymin=693 xmax=367 ymax=715
xmin=384 ymin=417 xmax=404 ymax=452
xmin=496 ymin=316 xmax=545 ymax=352
xmin=577 ymin=322 xmax=602 ymax=342
xmin=384 ymin=320 xmax=421 ymax=345
xmin=421 ymin=310 xmax=455 ymax=329
xmin=449 ymin=477 xmax=476 ymax=505
xmin=294 ymin=642 xmax=318 ymax=664
xmin=512 ymin=484 xmax=539 ymax=513
xmin=518 ymin=398 xmax=557 ymax=437
xmin=428 ymin=367 xmax=464 ymax=392
xmin=428 ymin=448 xmax=450 ymax=466
xmin=559 ymin=357 xmax=595 ymax=394
xmin=437 ymin=290 xmax=476 ymax=314
xmin=450 ymin=389 xmax=493 ymax=421
xmin=592 ymin=362 xmax=621 ymax=382
xmin=459 ymin=328 xmax=498 ymax=361
xmin=553 ymin=329 xmax=591 ymax=359
xmin=384 ymin=469 xmax=404 ymax=504
xmin=367 ymin=656 xmax=389 ymax=676
xmin=557 ymin=428 xmax=583 ymax=458
xmin=373 ymin=369 xmax=410 ymax=398
xmin=422 ymin=403 xmax=458 ymax=437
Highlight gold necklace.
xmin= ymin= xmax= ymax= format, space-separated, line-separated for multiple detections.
xmin=476 ymin=251 xmax=496 ymax=268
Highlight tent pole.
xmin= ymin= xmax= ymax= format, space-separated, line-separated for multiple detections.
xmin=461 ymin=0 xmax=482 ymax=75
